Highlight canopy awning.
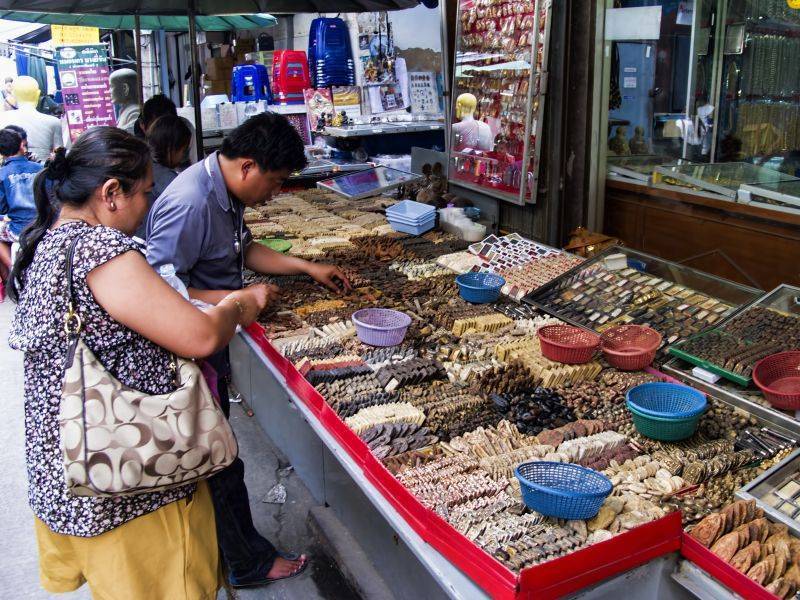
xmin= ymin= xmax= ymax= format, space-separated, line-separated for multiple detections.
xmin=0 ymin=12 xmax=278 ymax=31
xmin=0 ymin=0 xmax=419 ymax=15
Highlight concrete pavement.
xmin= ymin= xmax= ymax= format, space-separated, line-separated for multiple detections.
xmin=0 ymin=299 xmax=359 ymax=600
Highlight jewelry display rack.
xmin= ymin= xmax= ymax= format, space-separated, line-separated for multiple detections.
xmin=447 ymin=0 xmax=552 ymax=205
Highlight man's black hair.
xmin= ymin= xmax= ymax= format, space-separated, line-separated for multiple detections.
xmin=4 ymin=124 xmax=27 ymax=140
xmin=220 ymin=112 xmax=307 ymax=173
xmin=0 ymin=129 xmax=23 ymax=156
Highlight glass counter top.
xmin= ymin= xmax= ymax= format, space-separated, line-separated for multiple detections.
xmin=655 ymin=162 xmax=800 ymax=199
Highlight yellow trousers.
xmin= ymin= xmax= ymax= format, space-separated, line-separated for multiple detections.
xmin=34 ymin=482 xmax=220 ymax=600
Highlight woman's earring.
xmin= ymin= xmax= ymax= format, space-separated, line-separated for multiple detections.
xmin=110 ymin=201 xmax=116 ymax=210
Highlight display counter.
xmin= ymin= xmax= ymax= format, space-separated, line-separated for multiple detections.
xmin=603 ymin=177 xmax=800 ymax=291
xmin=230 ymin=188 xmax=800 ymax=599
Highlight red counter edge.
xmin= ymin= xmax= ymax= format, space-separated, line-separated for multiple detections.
xmin=681 ymin=534 xmax=781 ymax=600
xmin=244 ymin=325 xmax=696 ymax=599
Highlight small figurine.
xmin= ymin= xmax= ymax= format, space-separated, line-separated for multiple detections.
xmin=339 ymin=111 xmax=351 ymax=127
xmin=629 ymin=126 xmax=650 ymax=155
xmin=609 ymin=126 xmax=631 ymax=156
xmin=331 ymin=111 xmax=343 ymax=127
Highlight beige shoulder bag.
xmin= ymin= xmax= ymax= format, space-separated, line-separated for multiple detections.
xmin=59 ymin=235 xmax=238 ymax=497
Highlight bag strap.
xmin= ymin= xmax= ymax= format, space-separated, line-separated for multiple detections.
xmin=63 ymin=228 xmax=181 ymax=384
xmin=64 ymin=235 xmax=83 ymax=337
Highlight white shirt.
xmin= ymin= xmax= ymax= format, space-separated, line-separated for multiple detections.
xmin=0 ymin=106 xmax=63 ymax=162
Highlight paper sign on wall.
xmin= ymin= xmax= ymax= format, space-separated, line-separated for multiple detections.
xmin=52 ymin=25 xmax=100 ymax=46
xmin=623 ymin=77 xmax=637 ymax=89
xmin=605 ymin=7 xmax=662 ymax=40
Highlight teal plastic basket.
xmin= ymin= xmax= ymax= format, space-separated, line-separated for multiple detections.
xmin=628 ymin=406 xmax=703 ymax=441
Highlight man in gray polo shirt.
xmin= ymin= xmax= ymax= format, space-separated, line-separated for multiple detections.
xmin=146 ymin=112 xmax=350 ymax=588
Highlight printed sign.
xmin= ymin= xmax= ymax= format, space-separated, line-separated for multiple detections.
xmin=56 ymin=45 xmax=115 ymax=142
xmin=51 ymin=25 xmax=100 ymax=46
xmin=303 ymin=88 xmax=334 ymax=131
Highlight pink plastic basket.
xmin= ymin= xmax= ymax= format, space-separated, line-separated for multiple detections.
xmin=601 ymin=325 xmax=662 ymax=371
xmin=538 ymin=325 xmax=600 ymax=365
xmin=352 ymin=308 xmax=412 ymax=347
xmin=753 ymin=351 xmax=800 ymax=410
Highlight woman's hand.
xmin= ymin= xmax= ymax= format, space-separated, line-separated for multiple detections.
xmin=224 ymin=283 xmax=280 ymax=326
xmin=305 ymin=262 xmax=352 ymax=293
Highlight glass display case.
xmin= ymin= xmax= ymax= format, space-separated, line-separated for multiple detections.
xmin=654 ymin=161 xmax=800 ymax=199
xmin=738 ymin=450 xmax=800 ymax=538
xmin=522 ymin=246 xmax=762 ymax=348
xmin=738 ymin=179 xmax=800 ymax=215
xmin=664 ymin=285 xmax=800 ymax=436
xmin=607 ymin=155 xmax=694 ymax=183
xmin=714 ymin=1 xmax=800 ymax=169
xmin=599 ymin=0 xmax=800 ymax=218
xmin=448 ymin=0 xmax=552 ymax=205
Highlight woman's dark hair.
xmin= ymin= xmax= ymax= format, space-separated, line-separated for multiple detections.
xmin=0 ymin=129 xmax=22 ymax=156
xmin=8 ymin=127 xmax=151 ymax=302
xmin=146 ymin=114 xmax=192 ymax=168
xmin=220 ymin=112 xmax=307 ymax=173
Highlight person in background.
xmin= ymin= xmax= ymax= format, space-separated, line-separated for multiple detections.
xmin=7 ymin=126 xmax=271 ymax=599
xmin=125 ymin=94 xmax=197 ymax=165
xmin=0 ymin=76 xmax=62 ymax=162
xmin=0 ymin=127 xmax=42 ymax=292
xmin=2 ymin=77 xmax=17 ymax=111
xmin=133 ymin=113 xmax=192 ymax=239
xmin=3 ymin=124 xmax=33 ymax=160
xmin=146 ymin=112 xmax=351 ymax=589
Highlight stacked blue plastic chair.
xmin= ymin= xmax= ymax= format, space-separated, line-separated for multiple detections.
xmin=307 ymin=17 xmax=323 ymax=88
xmin=231 ymin=64 xmax=273 ymax=104
xmin=310 ymin=17 xmax=356 ymax=88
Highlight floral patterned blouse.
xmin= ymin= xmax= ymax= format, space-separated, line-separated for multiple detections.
xmin=9 ymin=221 xmax=194 ymax=537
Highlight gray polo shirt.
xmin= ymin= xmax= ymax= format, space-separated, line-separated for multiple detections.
xmin=145 ymin=152 xmax=252 ymax=291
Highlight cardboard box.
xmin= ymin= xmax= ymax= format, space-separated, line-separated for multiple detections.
xmin=236 ymin=100 xmax=267 ymax=124
xmin=218 ymin=103 xmax=239 ymax=129
xmin=205 ymin=56 xmax=234 ymax=80
xmin=205 ymin=79 xmax=231 ymax=96
xmin=245 ymin=51 xmax=274 ymax=71
xmin=235 ymin=38 xmax=256 ymax=55
xmin=201 ymin=106 xmax=220 ymax=130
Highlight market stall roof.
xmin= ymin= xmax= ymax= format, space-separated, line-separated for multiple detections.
xmin=0 ymin=12 xmax=278 ymax=31
xmin=0 ymin=0 xmax=419 ymax=15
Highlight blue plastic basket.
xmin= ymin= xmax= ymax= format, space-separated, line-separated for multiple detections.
xmin=514 ymin=462 xmax=612 ymax=520
xmin=388 ymin=216 xmax=435 ymax=236
xmin=386 ymin=200 xmax=436 ymax=220
xmin=626 ymin=383 xmax=707 ymax=419
xmin=351 ymin=308 xmax=412 ymax=346
xmin=456 ymin=272 xmax=506 ymax=303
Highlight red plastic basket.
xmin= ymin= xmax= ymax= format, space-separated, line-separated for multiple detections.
xmin=600 ymin=325 xmax=662 ymax=371
xmin=753 ymin=351 xmax=800 ymax=410
xmin=538 ymin=325 xmax=600 ymax=365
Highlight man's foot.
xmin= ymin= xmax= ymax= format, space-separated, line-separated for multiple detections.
xmin=266 ymin=554 xmax=307 ymax=580
xmin=229 ymin=552 xmax=309 ymax=588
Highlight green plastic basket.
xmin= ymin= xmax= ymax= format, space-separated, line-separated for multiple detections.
xmin=628 ymin=406 xmax=702 ymax=441
xmin=257 ymin=238 xmax=293 ymax=253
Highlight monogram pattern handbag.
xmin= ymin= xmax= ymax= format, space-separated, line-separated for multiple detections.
xmin=59 ymin=235 xmax=238 ymax=497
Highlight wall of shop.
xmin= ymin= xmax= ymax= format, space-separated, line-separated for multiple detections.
xmin=290 ymin=6 xmax=444 ymax=74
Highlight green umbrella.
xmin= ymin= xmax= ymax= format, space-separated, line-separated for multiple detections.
xmin=0 ymin=12 xmax=277 ymax=31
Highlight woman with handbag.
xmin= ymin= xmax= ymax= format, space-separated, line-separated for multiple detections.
xmin=7 ymin=126 xmax=273 ymax=599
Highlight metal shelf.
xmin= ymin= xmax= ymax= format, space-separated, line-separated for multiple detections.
xmin=319 ymin=120 xmax=445 ymax=138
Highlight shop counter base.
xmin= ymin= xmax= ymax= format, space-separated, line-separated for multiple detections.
xmin=230 ymin=332 xmax=487 ymax=600
xmin=230 ymin=330 xmax=693 ymax=599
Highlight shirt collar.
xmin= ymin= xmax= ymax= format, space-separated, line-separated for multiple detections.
xmin=208 ymin=151 xmax=236 ymax=213
xmin=4 ymin=155 xmax=26 ymax=164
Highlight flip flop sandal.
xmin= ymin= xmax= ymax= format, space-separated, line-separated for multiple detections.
xmin=230 ymin=552 xmax=309 ymax=588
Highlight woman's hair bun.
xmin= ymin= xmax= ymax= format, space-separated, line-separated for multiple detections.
xmin=46 ymin=147 xmax=69 ymax=181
